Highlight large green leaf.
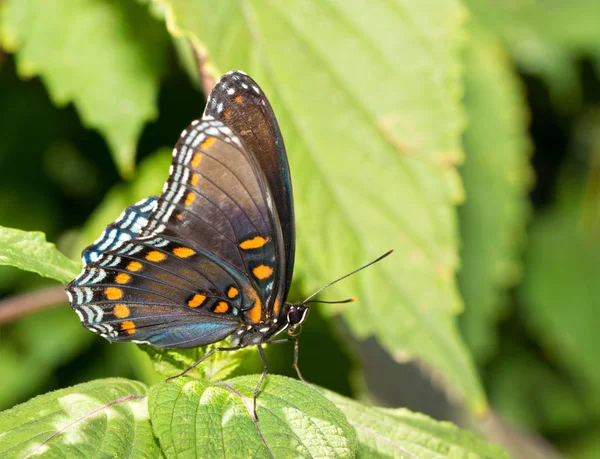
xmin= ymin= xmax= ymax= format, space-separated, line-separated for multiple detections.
xmin=458 ymin=25 xmax=533 ymax=361
xmin=148 ymin=375 xmax=357 ymax=458
xmin=155 ymin=0 xmax=486 ymax=413
xmin=0 ymin=226 xmax=79 ymax=283
xmin=0 ymin=0 xmax=168 ymax=175
xmin=325 ymin=390 xmax=508 ymax=458
xmin=0 ymin=378 xmax=159 ymax=458
xmin=519 ymin=174 xmax=600 ymax=412
xmin=466 ymin=0 xmax=600 ymax=111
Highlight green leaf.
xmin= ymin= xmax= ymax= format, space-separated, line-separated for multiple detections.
xmin=458 ymin=25 xmax=533 ymax=361
xmin=141 ymin=343 xmax=252 ymax=382
xmin=325 ymin=390 xmax=508 ymax=458
xmin=0 ymin=0 xmax=168 ymax=175
xmin=519 ymin=173 xmax=600 ymax=412
xmin=156 ymin=0 xmax=486 ymax=414
xmin=148 ymin=375 xmax=358 ymax=458
xmin=0 ymin=226 xmax=79 ymax=283
xmin=466 ymin=0 xmax=600 ymax=111
xmin=0 ymin=378 xmax=159 ymax=458
xmin=0 ymin=306 xmax=94 ymax=411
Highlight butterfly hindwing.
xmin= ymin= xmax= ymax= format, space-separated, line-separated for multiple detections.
xmin=69 ymin=234 xmax=246 ymax=348
xmin=82 ymin=196 xmax=158 ymax=264
xmin=68 ymin=113 xmax=288 ymax=347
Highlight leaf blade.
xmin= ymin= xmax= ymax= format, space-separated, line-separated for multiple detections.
xmin=0 ymin=378 xmax=159 ymax=458
xmin=458 ymin=24 xmax=533 ymax=361
xmin=0 ymin=226 xmax=79 ymax=283
xmin=325 ymin=390 xmax=508 ymax=459
xmin=148 ymin=375 xmax=358 ymax=458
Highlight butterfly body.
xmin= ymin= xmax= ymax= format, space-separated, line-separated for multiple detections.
xmin=67 ymin=71 xmax=304 ymax=353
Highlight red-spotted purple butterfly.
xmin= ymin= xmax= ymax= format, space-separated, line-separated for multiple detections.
xmin=66 ymin=71 xmax=392 ymax=418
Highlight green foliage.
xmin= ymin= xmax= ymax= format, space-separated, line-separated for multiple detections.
xmin=458 ymin=24 xmax=533 ymax=361
xmin=0 ymin=306 xmax=94 ymax=411
xmin=1 ymin=0 xmax=599 ymax=457
xmin=0 ymin=0 xmax=168 ymax=175
xmin=0 ymin=378 xmax=159 ymax=458
xmin=467 ymin=0 xmax=600 ymax=111
xmin=326 ymin=390 xmax=508 ymax=458
xmin=142 ymin=343 xmax=253 ymax=382
xmin=149 ymin=376 xmax=358 ymax=458
xmin=519 ymin=175 xmax=600 ymax=412
xmin=488 ymin=343 xmax=588 ymax=433
xmin=0 ymin=226 xmax=79 ymax=283
xmin=157 ymin=0 xmax=485 ymax=415
xmin=76 ymin=148 xmax=171 ymax=256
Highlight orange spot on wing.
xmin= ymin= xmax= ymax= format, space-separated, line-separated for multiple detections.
xmin=185 ymin=192 xmax=196 ymax=206
xmin=126 ymin=261 xmax=142 ymax=272
xmin=234 ymin=95 xmax=243 ymax=104
xmin=227 ymin=287 xmax=239 ymax=298
xmin=239 ymin=236 xmax=270 ymax=250
xmin=249 ymin=301 xmax=262 ymax=323
xmin=190 ymin=173 xmax=200 ymax=186
xmin=273 ymin=298 xmax=280 ymax=316
xmin=223 ymin=108 xmax=231 ymax=120
xmin=188 ymin=294 xmax=206 ymax=308
xmin=121 ymin=321 xmax=136 ymax=335
xmin=173 ymin=247 xmax=195 ymax=258
xmin=201 ymin=137 xmax=216 ymax=149
xmin=214 ymin=301 xmax=229 ymax=313
xmin=105 ymin=287 xmax=123 ymax=300
xmin=146 ymin=251 xmax=166 ymax=262
xmin=191 ymin=153 xmax=202 ymax=168
xmin=252 ymin=265 xmax=273 ymax=280
xmin=115 ymin=273 xmax=131 ymax=284
xmin=176 ymin=213 xmax=183 ymax=220
xmin=113 ymin=304 xmax=130 ymax=318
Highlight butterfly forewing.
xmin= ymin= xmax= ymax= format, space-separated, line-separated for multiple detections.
xmin=142 ymin=118 xmax=285 ymax=311
xmin=205 ymin=71 xmax=295 ymax=300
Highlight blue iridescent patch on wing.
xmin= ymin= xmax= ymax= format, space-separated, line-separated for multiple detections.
xmin=137 ymin=321 xmax=240 ymax=349
xmin=82 ymin=196 xmax=158 ymax=264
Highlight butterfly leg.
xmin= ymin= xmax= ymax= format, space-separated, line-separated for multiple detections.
xmin=291 ymin=336 xmax=307 ymax=383
xmin=165 ymin=345 xmax=242 ymax=382
xmin=268 ymin=336 xmax=307 ymax=383
xmin=253 ymin=344 xmax=269 ymax=420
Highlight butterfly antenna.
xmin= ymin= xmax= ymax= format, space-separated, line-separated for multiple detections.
xmin=302 ymin=297 xmax=356 ymax=306
xmin=300 ymin=249 xmax=393 ymax=305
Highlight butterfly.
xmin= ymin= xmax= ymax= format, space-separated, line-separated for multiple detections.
xmin=66 ymin=70 xmax=391 ymax=418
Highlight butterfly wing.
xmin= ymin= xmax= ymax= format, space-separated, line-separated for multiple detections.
xmin=68 ymin=115 xmax=286 ymax=348
xmin=81 ymin=196 xmax=157 ymax=264
xmin=204 ymin=71 xmax=295 ymax=300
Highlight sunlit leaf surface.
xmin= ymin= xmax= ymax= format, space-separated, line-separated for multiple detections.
xmin=0 ymin=378 xmax=159 ymax=458
xmin=149 ymin=375 xmax=357 ymax=458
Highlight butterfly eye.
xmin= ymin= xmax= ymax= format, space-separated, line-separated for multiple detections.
xmin=287 ymin=305 xmax=308 ymax=327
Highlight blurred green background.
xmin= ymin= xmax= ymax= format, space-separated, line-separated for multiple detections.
xmin=1 ymin=1 xmax=600 ymax=458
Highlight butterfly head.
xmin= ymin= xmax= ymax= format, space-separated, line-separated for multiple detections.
xmin=285 ymin=303 xmax=309 ymax=336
